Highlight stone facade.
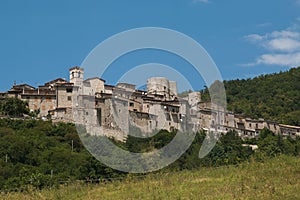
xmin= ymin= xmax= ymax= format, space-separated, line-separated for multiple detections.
xmin=2 ymin=66 xmax=299 ymax=140
xmin=279 ymin=124 xmax=300 ymax=137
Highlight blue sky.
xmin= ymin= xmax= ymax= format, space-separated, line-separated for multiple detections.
xmin=1 ymin=0 xmax=300 ymax=92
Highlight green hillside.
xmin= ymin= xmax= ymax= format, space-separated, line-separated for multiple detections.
xmin=205 ymin=67 xmax=300 ymax=126
xmin=0 ymin=68 xmax=300 ymax=198
xmin=2 ymin=155 xmax=300 ymax=200
xmin=0 ymin=118 xmax=300 ymax=192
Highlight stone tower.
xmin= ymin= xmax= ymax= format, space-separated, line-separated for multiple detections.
xmin=69 ymin=66 xmax=84 ymax=86
xmin=169 ymin=81 xmax=177 ymax=97
xmin=147 ymin=77 xmax=178 ymax=100
xmin=188 ymin=92 xmax=201 ymax=108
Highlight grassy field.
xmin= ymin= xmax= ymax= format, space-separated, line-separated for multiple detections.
xmin=1 ymin=155 xmax=300 ymax=200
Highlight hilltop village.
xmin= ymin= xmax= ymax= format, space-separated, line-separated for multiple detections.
xmin=0 ymin=66 xmax=299 ymax=140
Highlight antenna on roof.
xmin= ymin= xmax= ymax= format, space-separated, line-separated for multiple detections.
xmin=13 ymin=81 xmax=16 ymax=86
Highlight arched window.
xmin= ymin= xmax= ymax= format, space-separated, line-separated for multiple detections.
xmin=78 ymin=71 xmax=81 ymax=78
xmin=72 ymin=72 xmax=74 ymax=78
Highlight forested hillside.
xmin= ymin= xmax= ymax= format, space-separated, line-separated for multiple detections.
xmin=1 ymin=67 xmax=300 ymax=191
xmin=1 ymin=119 xmax=300 ymax=191
xmin=206 ymin=67 xmax=300 ymax=126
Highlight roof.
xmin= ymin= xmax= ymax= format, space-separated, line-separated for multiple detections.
xmin=104 ymin=84 xmax=115 ymax=89
xmin=279 ymin=124 xmax=300 ymax=129
xmin=84 ymin=77 xmax=106 ymax=83
xmin=116 ymin=82 xmax=136 ymax=91
xmin=21 ymin=93 xmax=56 ymax=97
xmin=245 ymin=118 xmax=265 ymax=122
xmin=55 ymin=82 xmax=74 ymax=87
xmin=44 ymin=78 xmax=68 ymax=86
xmin=10 ymin=84 xmax=35 ymax=91
xmin=117 ymin=82 xmax=136 ymax=87
xmin=69 ymin=66 xmax=83 ymax=71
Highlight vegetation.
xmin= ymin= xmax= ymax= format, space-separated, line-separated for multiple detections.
xmin=0 ymin=67 xmax=300 ymax=198
xmin=0 ymin=97 xmax=29 ymax=117
xmin=0 ymin=119 xmax=300 ymax=192
xmin=0 ymin=119 xmax=126 ymax=191
xmin=201 ymin=67 xmax=300 ymax=125
xmin=2 ymin=155 xmax=300 ymax=200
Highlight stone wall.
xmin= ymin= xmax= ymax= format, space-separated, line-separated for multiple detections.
xmin=22 ymin=95 xmax=56 ymax=117
xmin=56 ymin=86 xmax=72 ymax=108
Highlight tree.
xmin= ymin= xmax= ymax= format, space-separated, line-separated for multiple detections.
xmin=0 ymin=97 xmax=29 ymax=117
xmin=201 ymin=67 xmax=300 ymax=126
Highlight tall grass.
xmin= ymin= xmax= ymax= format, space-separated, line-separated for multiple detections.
xmin=2 ymin=155 xmax=300 ymax=200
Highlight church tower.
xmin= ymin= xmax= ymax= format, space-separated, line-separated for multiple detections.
xmin=69 ymin=66 xmax=84 ymax=86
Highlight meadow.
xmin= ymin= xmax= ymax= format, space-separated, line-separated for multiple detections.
xmin=2 ymin=155 xmax=299 ymax=200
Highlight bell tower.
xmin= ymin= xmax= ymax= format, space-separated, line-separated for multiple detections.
xmin=69 ymin=66 xmax=84 ymax=86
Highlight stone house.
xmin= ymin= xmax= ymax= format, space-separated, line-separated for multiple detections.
xmin=279 ymin=124 xmax=300 ymax=137
xmin=1 ymin=66 xmax=298 ymax=140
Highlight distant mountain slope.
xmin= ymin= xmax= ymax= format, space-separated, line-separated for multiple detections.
xmin=221 ymin=67 xmax=300 ymax=126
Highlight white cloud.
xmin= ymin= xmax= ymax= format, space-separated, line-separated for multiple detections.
xmin=265 ymin=38 xmax=300 ymax=52
xmin=269 ymin=30 xmax=299 ymax=39
xmin=193 ymin=0 xmax=211 ymax=4
xmin=243 ymin=26 xmax=300 ymax=66
xmin=244 ymin=34 xmax=264 ymax=42
xmin=244 ymin=30 xmax=300 ymax=53
xmin=257 ymin=52 xmax=300 ymax=66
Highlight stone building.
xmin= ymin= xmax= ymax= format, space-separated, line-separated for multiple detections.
xmin=6 ymin=83 xmax=57 ymax=117
xmin=279 ymin=124 xmax=300 ymax=137
xmin=1 ymin=66 xmax=297 ymax=140
xmin=147 ymin=77 xmax=178 ymax=101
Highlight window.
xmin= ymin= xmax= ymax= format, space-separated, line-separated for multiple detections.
xmin=165 ymin=113 xmax=171 ymax=121
xmin=67 ymin=96 xmax=72 ymax=101
xmin=129 ymin=102 xmax=134 ymax=107
xmin=66 ymin=88 xmax=73 ymax=93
